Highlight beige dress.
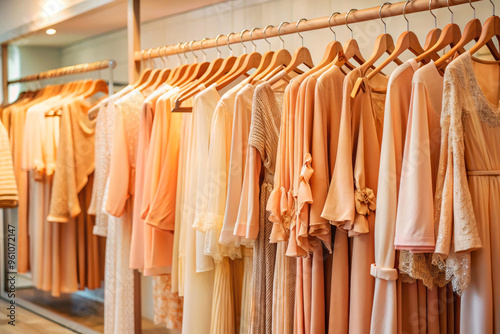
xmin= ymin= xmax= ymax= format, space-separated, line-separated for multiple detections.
xmin=181 ymin=84 xmax=219 ymax=334
xmin=239 ymin=82 xmax=282 ymax=334
xmin=434 ymin=52 xmax=497 ymax=333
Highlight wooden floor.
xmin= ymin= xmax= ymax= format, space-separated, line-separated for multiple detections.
xmin=0 ymin=298 xmax=75 ymax=334
xmin=0 ymin=288 xmax=172 ymax=333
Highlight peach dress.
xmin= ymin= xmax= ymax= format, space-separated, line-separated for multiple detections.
xmin=372 ymin=60 xmax=417 ymax=334
xmin=312 ymin=65 xmax=345 ymax=334
xmin=322 ymin=68 xmax=387 ymax=334
xmin=434 ymin=52 xmax=497 ymax=333
xmin=48 ymin=97 xmax=104 ymax=295
xmin=395 ymin=61 xmax=454 ymax=334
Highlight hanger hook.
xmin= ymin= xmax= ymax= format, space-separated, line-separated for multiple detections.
xmin=249 ymin=28 xmax=258 ymax=52
xmin=468 ymin=0 xmax=476 ymax=19
xmin=162 ymin=46 xmax=170 ymax=67
xmin=182 ymin=42 xmax=189 ymax=63
xmin=215 ymin=34 xmax=223 ymax=58
xmin=189 ymin=40 xmax=198 ymax=63
xmin=345 ymin=9 xmax=357 ymax=39
xmin=263 ymin=25 xmax=273 ymax=51
xmin=147 ymin=48 xmax=154 ymax=68
xmin=176 ymin=43 xmax=183 ymax=65
xmin=240 ymin=29 xmax=249 ymax=54
xmin=227 ymin=32 xmax=234 ymax=56
xmin=490 ymin=0 xmax=495 ymax=16
xmin=379 ymin=2 xmax=392 ymax=34
xmin=446 ymin=0 xmax=454 ymax=24
xmin=278 ymin=22 xmax=288 ymax=49
xmin=429 ymin=0 xmax=437 ymax=28
xmin=296 ymin=18 xmax=306 ymax=47
xmin=157 ymin=47 xmax=167 ymax=68
xmin=328 ymin=12 xmax=340 ymax=41
xmin=140 ymin=50 xmax=145 ymax=70
xmin=403 ymin=0 xmax=413 ymax=31
xmin=200 ymin=38 xmax=208 ymax=62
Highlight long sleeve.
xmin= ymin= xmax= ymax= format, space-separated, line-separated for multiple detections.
xmin=220 ymin=86 xmax=253 ymax=245
xmin=395 ymin=82 xmax=436 ymax=251
xmin=144 ymin=110 xmax=182 ymax=231
xmin=234 ymin=146 xmax=262 ymax=241
xmin=105 ymin=110 xmax=131 ymax=217
xmin=49 ymin=101 xmax=95 ymax=222
xmin=308 ymin=78 xmax=332 ymax=250
xmin=321 ymin=76 xmax=355 ymax=226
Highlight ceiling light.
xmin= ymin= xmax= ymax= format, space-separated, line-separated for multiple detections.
xmin=46 ymin=28 xmax=56 ymax=35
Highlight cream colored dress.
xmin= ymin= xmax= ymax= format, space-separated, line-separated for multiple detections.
xmin=199 ymin=83 xmax=245 ymax=334
xmin=371 ymin=60 xmax=417 ymax=334
xmin=181 ymin=84 xmax=219 ymax=334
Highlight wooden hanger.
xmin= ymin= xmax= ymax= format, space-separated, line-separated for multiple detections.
xmin=82 ymin=79 xmax=109 ymax=98
xmin=330 ymin=9 xmax=370 ymax=71
xmin=414 ymin=1 xmax=463 ymax=64
xmin=164 ymin=43 xmax=190 ymax=85
xmin=254 ymin=25 xmax=293 ymax=80
xmin=246 ymin=28 xmax=275 ymax=84
xmin=316 ymin=12 xmax=356 ymax=73
xmin=216 ymin=30 xmax=262 ymax=90
xmin=463 ymin=14 xmax=500 ymax=61
xmin=171 ymin=38 xmax=223 ymax=98
xmin=433 ymin=19 xmax=482 ymax=68
xmin=424 ymin=0 xmax=442 ymax=50
xmin=132 ymin=52 xmax=152 ymax=88
xmin=136 ymin=48 xmax=162 ymax=92
xmin=351 ymin=3 xmax=403 ymax=97
xmin=437 ymin=2 xmax=500 ymax=67
xmin=281 ymin=20 xmax=315 ymax=74
xmin=149 ymin=46 xmax=172 ymax=89
xmin=215 ymin=33 xmax=250 ymax=86
xmin=172 ymin=35 xmax=237 ymax=111
xmin=174 ymin=41 xmax=210 ymax=88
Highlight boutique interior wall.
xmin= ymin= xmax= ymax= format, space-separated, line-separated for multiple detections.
xmin=3 ymin=0 xmax=496 ymax=326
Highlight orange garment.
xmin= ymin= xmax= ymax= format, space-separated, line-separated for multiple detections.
xmin=322 ymin=67 xmax=387 ymax=334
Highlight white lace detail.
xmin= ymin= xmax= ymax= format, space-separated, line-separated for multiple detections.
xmin=399 ymin=250 xmax=449 ymax=290
xmin=460 ymin=53 xmax=500 ymax=128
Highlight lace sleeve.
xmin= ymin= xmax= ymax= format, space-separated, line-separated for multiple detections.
xmin=432 ymin=66 xmax=482 ymax=295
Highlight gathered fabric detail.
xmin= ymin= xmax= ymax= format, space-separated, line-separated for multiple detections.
xmin=354 ymin=187 xmax=376 ymax=216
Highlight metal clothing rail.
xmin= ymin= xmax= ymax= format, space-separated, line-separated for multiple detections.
xmin=135 ymin=0 xmax=481 ymax=61
xmin=8 ymin=59 xmax=117 ymax=84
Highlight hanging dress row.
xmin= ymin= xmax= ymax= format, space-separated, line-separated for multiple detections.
xmin=2 ymin=79 xmax=108 ymax=296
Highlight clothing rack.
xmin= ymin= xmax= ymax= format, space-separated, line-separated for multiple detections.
xmin=7 ymin=59 xmax=116 ymax=84
xmin=5 ymin=59 xmax=117 ymax=104
xmin=135 ymin=0 xmax=481 ymax=60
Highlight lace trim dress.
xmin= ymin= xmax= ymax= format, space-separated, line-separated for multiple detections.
xmin=434 ymin=52 xmax=499 ymax=333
